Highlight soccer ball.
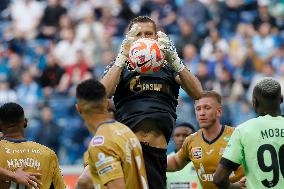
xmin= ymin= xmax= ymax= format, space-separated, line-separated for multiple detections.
xmin=128 ymin=38 xmax=164 ymax=74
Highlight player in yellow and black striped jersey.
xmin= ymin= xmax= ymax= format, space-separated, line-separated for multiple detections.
xmin=167 ymin=91 xmax=245 ymax=189
xmin=0 ymin=102 xmax=65 ymax=189
xmin=75 ymin=79 xmax=148 ymax=189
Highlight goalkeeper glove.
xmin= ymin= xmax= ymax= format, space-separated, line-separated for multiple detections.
xmin=157 ymin=31 xmax=185 ymax=72
xmin=114 ymin=24 xmax=141 ymax=68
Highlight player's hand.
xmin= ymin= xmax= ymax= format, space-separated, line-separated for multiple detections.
xmin=13 ymin=167 xmax=42 ymax=189
xmin=76 ymin=165 xmax=93 ymax=189
xmin=233 ymin=176 xmax=246 ymax=189
xmin=157 ymin=31 xmax=185 ymax=72
xmin=239 ymin=176 xmax=246 ymax=189
xmin=114 ymin=24 xmax=141 ymax=68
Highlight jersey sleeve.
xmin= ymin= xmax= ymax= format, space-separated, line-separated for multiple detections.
xmin=50 ymin=151 xmax=66 ymax=188
xmin=176 ymin=135 xmax=192 ymax=162
xmin=221 ymin=127 xmax=243 ymax=170
xmin=88 ymin=138 xmax=124 ymax=185
xmin=83 ymin=151 xmax=89 ymax=167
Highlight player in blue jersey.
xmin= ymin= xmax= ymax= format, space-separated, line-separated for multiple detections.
xmin=214 ymin=78 xmax=284 ymax=189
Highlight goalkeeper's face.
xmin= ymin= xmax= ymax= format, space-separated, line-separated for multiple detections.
xmin=133 ymin=22 xmax=157 ymax=41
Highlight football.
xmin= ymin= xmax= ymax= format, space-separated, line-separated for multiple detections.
xmin=128 ymin=38 xmax=164 ymax=74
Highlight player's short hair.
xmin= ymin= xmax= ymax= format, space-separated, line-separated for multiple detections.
xmin=76 ymin=79 xmax=106 ymax=112
xmin=199 ymin=90 xmax=222 ymax=105
xmin=0 ymin=102 xmax=25 ymax=124
xmin=253 ymin=78 xmax=281 ymax=108
xmin=253 ymin=78 xmax=281 ymax=98
xmin=175 ymin=122 xmax=196 ymax=132
xmin=128 ymin=16 xmax=157 ymax=33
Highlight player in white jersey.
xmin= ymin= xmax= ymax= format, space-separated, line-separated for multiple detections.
xmin=214 ymin=78 xmax=284 ymax=189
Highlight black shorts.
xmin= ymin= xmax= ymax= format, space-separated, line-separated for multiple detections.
xmin=141 ymin=142 xmax=167 ymax=189
xmin=121 ymin=112 xmax=175 ymax=143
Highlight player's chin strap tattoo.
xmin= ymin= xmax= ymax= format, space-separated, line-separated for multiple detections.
xmin=157 ymin=31 xmax=185 ymax=72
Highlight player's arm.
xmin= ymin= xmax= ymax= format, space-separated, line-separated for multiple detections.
xmin=167 ymin=153 xmax=189 ymax=172
xmin=213 ymin=159 xmax=244 ymax=189
xmin=214 ymin=128 xmax=244 ymax=189
xmin=176 ymin=68 xmax=202 ymax=100
xmin=157 ymin=31 xmax=202 ymax=100
xmin=101 ymin=24 xmax=141 ymax=98
xmin=76 ymin=165 xmax=94 ymax=189
xmin=167 ymin=135 xmax=192 ymax=172
xmin=101 ymin=65 xmax=123 ymax=98
xmin=0 ymin=167 xmax=41 ymax=189
xmin=105 ymin=178 xmax=126 ymax=189
xmin=89 ymin=137 xmax=128 ymax=189
xmin=81 ymin=158 xmax=126 ymax=189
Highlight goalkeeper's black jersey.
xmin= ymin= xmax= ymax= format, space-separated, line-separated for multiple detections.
xmin=110 ymin=64 xmax=180 ymax=142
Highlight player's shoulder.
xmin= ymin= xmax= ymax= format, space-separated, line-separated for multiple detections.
xmin=28 ymin=141 xmax=57 ymax=155
xmin=224 ymin=125 xmax=235 ymax=134
xmin=98 ymin=121 xmax=134 ymax=137
xmin=89 ymin=135 xmax=106 ymax=148
xmin=234 ymin=117 xmax=260 ymax=131
xmin=184 ymin=130 xmax=200 ymax=144
xmin=0 ymin=139 xmax=54 ymax=153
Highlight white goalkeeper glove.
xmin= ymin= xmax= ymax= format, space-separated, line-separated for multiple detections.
xmin=157 ymin=31 xmax=185 ymax=72
xmin=114 ymin=24 xmax=141 ymax=68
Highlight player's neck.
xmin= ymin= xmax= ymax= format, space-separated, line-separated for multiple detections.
xmin=84 ymin=113 xmax=114 ymax=134
xmin=258 ymin=109 xmax=281 ymax=117
xmin=2 ymin=131 xmax=25 ymax=140
xmin=202 ymin=123 xmax=222 ymax=141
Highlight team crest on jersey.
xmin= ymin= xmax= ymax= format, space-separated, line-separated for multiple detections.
xmin=91 ymin=136 xmax=104 ymax=146
xmin=191 ymin=147 xmax=202 ymax=159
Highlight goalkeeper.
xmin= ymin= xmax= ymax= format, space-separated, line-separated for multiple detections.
xmin=101 ymin=16 xmax=202 ymax=189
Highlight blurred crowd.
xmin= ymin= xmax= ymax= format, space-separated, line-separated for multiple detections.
xmin=0 ymin=0 xmax=284 ymax=164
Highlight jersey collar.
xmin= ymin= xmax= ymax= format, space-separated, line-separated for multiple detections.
xmin=0 ymin=137 xmax=27 ymax=143
xmin=94 ymin=119 xmax=116 ymax=134
xmin=202 ymin=125 xmax=225 ymax=145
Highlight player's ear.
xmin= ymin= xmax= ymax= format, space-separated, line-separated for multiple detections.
xmin=252 ymin=98 xmax=258 ymax=108
xmin=106 ymin=99 xmax=110 ymax=112
xmin=217 ymin=105 xmax=222 ymax=117
xmin=24 ymin=118 xmax=28 ymax=128
xmin=75 ymin=104 xmax=82 ymax=115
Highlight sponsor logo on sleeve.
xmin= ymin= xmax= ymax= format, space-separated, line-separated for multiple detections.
xmin=191 ymin=147 xmax=202 ymax=159
xmin=95 ymin=153 xmax=114 ymax=167
xmin=98 ymin=165 xmax=113 ymax=175
xmin=91 ymin=136 xmax=104 ymax=146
